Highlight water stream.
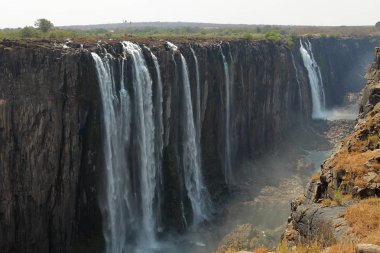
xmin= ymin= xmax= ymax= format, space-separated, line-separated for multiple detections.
xmin=299 ymin=39 xmax=326 ymax=119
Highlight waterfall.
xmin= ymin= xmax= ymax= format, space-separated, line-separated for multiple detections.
xmin=299 ymin=39 xmax=326 ymax=119
xmin=92 ymin=52 xmax=133 ymax=253
xmin=190 ymin=46 xmax=202 ymax=144
xmin=167 ymin=42 xmax=189 ymax=228
xmin=122 ymin=41 xmax=157 ymax=245
xmin=167 ymin=42 xmax=211 ymax=225
xmin=92 ymin=41 xmax=160 ymax=252
xmin=219 ymin=45 xmax=234 ymax=187
xmin=146 ymin=47 xmax=165 ymax=232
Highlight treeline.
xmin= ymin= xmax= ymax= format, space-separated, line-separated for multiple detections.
xmin=2 ymin=20 xmax=380 ymax=41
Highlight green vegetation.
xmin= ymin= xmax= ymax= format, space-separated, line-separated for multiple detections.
xmin=265 ymin=31 xmax=282 ymax=41
xmin=1 ymin=22 xmax=380 ymax=41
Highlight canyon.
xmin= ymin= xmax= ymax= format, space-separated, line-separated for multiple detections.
xmin=0 ymin=36 xmax=378 ymax=253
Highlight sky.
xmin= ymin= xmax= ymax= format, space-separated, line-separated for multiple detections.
xmin=1 ymin=0 xmax=380 ymax=28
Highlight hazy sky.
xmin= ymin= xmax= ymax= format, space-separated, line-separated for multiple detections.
xmin=1 ymin=0 xmax=380 ymax=28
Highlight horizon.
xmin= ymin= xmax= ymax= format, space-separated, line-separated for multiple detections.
xmin=1 ymin=0 xmax=380 ymax=29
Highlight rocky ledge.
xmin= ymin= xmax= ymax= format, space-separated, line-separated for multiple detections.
xmin=284 ymin=48 xmax=380 ymax=251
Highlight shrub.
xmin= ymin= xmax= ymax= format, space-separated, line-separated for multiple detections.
xmin=265 ymin=32 xmax=282 ymax=41
xmin=368 ymin=134 xmax=379 ymax=149
xmin=333 ymin=189 xmax=344 ymax=206
xmin=322 ymin=198 xmax=332 ymax=207
xmin=242 ymin=32 xmax=254 ymax=40
xmin=19 ymin=26 xmax=39 ymax=38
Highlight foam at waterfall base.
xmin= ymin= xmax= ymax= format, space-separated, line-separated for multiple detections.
xmin=313 ymin=104 xmax=358 ymax=121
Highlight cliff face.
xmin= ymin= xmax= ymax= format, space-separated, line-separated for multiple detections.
xmin=0 ymin=41 xmax=102 ymax=252
xmin=285 ymin=47 xmax=380 ymax=248
xmin=309 ymin=37 xmax=378 ymax=108
xmin=0 ymin=37 xmax=377 ymax=252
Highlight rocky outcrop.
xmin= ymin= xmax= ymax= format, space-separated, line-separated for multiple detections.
xmin=0 ymin=37 xmax=377 ymax=252
xmin=285 ymin=47 xmax=380 ymax=248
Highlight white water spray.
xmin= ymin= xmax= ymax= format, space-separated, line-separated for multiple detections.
xmin=146 ymin=46 xmax=165 ymax=232
xmin=190 ymin=46 xmax=202 ymax=143
xmin=168 ymin=42 xmax=211 ymax=225
xmin=92 ymin=52 xmax=133 ymax=253
xmin=299 ymin=39 xmax=326 ymax=119
xmin=122 ymin=41 xmax=157 ymax=245
xmin=219 ymin=45 xmax=234 ymax=187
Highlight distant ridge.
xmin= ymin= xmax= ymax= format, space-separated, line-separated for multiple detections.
xmin=58 ymin=21 xmax=373 ymax=30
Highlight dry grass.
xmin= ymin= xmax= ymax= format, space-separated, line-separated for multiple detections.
xmin=322 ymin=198 xmax=332 ymax=207
xmin=296 ymin=195 xmax=305 ymax=202
xmin=344 ymin=198 xmax=380 ymax=245
xmin=309 ymin=173 xmax=320 ymax=183
xmin=275 ymin=241 xmax=323 ymax=253
xmin=353 ymin=177 xmax=369 ymax=188
xmin=254 ymin=247 xmax=268 ymax=253
xmin=368 ymin=134 xmax=379 ymax=149
xmin=327 ymin=243 xmax=355 ymax=253
xmin=323 ymin=109 xmax=380 ymax=180
xmin=322 ymin=190 xmax=352 ymax=207
xmin=224 ymin=249 xmax=239 ymax=253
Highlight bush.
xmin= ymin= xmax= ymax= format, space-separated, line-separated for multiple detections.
xmin=333 ymin=189 xmax=344 ymax=206
xmin=242 ymin=32 xmax=254 ymax=40
xmin=368 ymin=134 xmax=379 ymax=149
xmin=19 ymin=26 xmax=39 ymax=38
xmin=265 ymin=32 xmax=282 ymax=41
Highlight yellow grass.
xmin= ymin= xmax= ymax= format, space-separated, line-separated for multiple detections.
xmin=310 ymin=173 xmax=320 ymax=183
xmin=327 ymin=243 xmax=354 ymax=253
xmin=344 ymin=198 xmax=380 ymax=245
xmin=254 ymin=247 xmax=268 ymax=253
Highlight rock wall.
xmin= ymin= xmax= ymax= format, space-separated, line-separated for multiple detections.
xmin=284 ymin=46 xmax=380 ymax=247
xmin=0 ymin=37 xmax=377 ymax=252
xmin=0 ymin=41 xmax=102 ymax=252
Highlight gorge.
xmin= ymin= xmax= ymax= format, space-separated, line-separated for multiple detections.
xmin=0 ymin=36 xmax=378 ymax=253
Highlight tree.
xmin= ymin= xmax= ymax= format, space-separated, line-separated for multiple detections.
xmin=376 ymin=21 xmax=380 ymax=28
xmin=34 ymin=18 xmax=54 ymax=32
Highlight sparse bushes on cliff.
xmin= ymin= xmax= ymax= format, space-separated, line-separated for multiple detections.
xmin=20 ymin=26 xmax=38 ymax=38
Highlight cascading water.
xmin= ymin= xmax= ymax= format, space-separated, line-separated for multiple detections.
xmin=122 ymin=41 xmax=157 ymax=246
xmin=92 ymin=41 xmax=160 ymax=253
xmin=299 ymin=39 xmax=326 ymax=119
xmin=168 ymin=42 xmax=211 ymax=225
xmin=219 ymin=45 xmax=234 ymax=187
xmin=190 ymin=46 xmax=202 ymax=144
xmin=92 ymin=52 xmax=133 ymax=253
xmin=146 ymin=47 xmax=165 ymax=232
